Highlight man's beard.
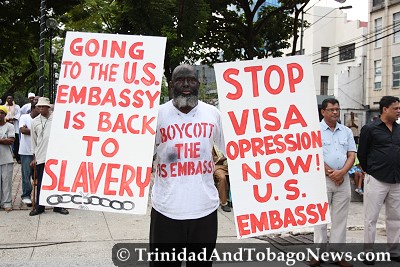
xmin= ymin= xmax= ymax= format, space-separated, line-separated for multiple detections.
xmin=173 ymin=94 xmax=198 ymax=109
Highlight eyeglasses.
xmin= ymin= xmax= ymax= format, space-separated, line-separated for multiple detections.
xmin=324 ymin=108 xmax=341 ymax=113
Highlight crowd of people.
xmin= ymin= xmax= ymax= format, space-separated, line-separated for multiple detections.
xmin=311 ymin=96 xmax=400 ymax=267
xmin=0 ymin=65 xmax=399 ymax=267
xmin=0 ymin=93 xmax=68 ymax=216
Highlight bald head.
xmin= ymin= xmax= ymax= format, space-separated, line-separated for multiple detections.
xmin=171 ymin=64 xmax=198 ymax=81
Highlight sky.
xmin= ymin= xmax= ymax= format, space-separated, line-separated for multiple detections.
xmin=308 ymin=0 xmax=369 ymax=22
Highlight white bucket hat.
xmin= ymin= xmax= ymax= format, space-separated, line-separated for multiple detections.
xmin=36 ymin=97 xmax=51 ymax=107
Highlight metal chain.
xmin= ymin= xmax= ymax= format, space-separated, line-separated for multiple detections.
xmin=46 ymin=194 xmax=135 ymax=211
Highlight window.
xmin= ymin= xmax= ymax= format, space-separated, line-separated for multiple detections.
xmin=321 ymin=47 xmax=329 ymax=62
xmin=374 ymin=60 xmax=382 ymax=90
xmin=372 ymin=0 xmax=383 ymax=6
xmin=394 ymin=13 xmax=400 ymax=43
xmin=393 ymin=57 xmax=400 ymax=87
xmin=339 ymin=43 xmax=355 ymax=61
xmin=375 ymin=18 xmax=383 ymax=48
xmin=320 ymin=76 xmax=328 ymax=95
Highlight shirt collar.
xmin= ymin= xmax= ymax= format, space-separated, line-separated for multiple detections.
xmin=321 ymin=119 xmax=340 ymax=131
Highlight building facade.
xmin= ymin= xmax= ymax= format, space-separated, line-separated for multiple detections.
xmin=282 ymin=5 xmax=368 ymax=124
xmin=366 ymin=0 xmax=400 ymax=119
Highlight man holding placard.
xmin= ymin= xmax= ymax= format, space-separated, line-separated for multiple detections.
xmin=151 ymin=64 xmax=224 ymax=266
xmin=311 ymin=98 xmax=356 ymax=267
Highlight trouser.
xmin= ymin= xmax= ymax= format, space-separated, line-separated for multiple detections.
xmin=150 ymin=208 xmax=217 ymax=267
xmin=14 ymin=134 xmax=20 ymax=162
xmin=0 ymin=163 xmax=13 ymax=208
xmin=34 ymin=163 xmax=45 ymax=212
xmin=364 ymin=174 xmax=400 ymax=257
xmin=314 ymin=174 xmax=351 ymax=252
xmin=214 ymin=170 xmax=229 ymax=205
xmin=20 ymin=155 xmax=33 ymax=199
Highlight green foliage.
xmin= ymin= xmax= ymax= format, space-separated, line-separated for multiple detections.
xmin=0 ymin=0 xmax=308 ymax=102
xmin=190 ymin=0 xmax=308 ymax=64
xmin=0 ymin=0 xmax=80 ymax=101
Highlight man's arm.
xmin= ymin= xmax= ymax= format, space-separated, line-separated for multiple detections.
xmin=0 ymin=137 xmax=15 ymax=145
xmin=357 ymin=125 xmax=370 ymax=172
xmin=0 ymin=123 xmax=15 ymax=145
xmin=20 ymin=126 xmax=30 ymax=135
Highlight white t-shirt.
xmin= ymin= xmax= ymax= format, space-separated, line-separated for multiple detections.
xmin=20 ymin=103 xmax=31 ymax=115
xmin=0 ymin=122 xmax=15 ymax=165
xmin=152 ymin=100 xmax=225 ymax=220
xmin=19 ymin=114 xmax=33 ymax=155
xmin=31 ymin=113 xmax=53 ymax=164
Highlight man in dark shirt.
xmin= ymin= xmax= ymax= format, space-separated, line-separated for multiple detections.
xmin=358 ymin=96 xmax=400 ymax=265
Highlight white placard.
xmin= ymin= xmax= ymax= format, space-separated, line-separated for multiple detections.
xmin=214 ymin=56 xmax=330 ymax=238
xmin=39 ymin=32 xmax=166 ymax=214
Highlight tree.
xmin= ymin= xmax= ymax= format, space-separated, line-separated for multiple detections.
xmin=0 ymin=0 xmax=80 ymax=101
xmin=189 ymin=0 xmax=309 ymax=64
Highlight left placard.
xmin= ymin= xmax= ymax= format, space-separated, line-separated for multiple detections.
xmin=39 ymin=32 xmax=167 ymax=214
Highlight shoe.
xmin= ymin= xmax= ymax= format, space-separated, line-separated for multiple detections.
xmin=309 ymin=258 xmax=322 ymax=267
xmin=4 ymin=207 xmax=12 ymax=212
xmin=333 ymin=259 xmax=353 ymax=267
xmin=29 ymin=209 xmax=44 ymax=216
xmin=53 ymin=208 xmax=69 ymax=215
xmin=22 ymin=198 xmax=32 ymax=205
xmin=221 ymin=204 xmax=231 ymax=212
xmin=390 ymin=256 xmax=400 ymax=262
xmin=363 ymin=259 xmax=375 ymax=265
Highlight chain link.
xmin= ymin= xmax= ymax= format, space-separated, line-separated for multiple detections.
xmin=46 ymin=194 xmax=135 ymax=211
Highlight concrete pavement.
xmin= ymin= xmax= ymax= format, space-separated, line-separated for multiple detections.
xmin=0 ymin=162 xmax=392 ymax=266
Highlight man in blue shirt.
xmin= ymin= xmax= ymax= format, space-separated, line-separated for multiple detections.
xmin=310 ymin=98 xmax=356 ymax=267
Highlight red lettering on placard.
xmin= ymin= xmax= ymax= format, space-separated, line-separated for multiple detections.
xmin=141 ymin=63 xmax=156 ymax=86
xmin=237 ymin=214 xmax=251 ymax=236
xmin=269 ymin=210 xmax=283 ymax=230
xmin=284 ymin=105 xmax=307 ymax=129
xmin=236 ymin=202 xmax=328 ymax=236
xmin=223 ymin=68 xmax=242 ymax=100
xmin=244 ymin=65 xmax=263 ymax=97
xmin=82 ymin=136 xmax=100 ymax=156
xmin=286 ymin=155 xmax=312 ymax=174
xmin=70 ymin=38 xmax=144 ymax=59
xmin=222 ymin=62 xmax=304 ymax=100
xmin=287 ymin=63 xmax=303 ymax=93
xmin=43 ymin=159 xmax=70 ymax=191
xmin=253 ymin=183 xmax=272 ymax=203
xmin=264 ymin=65 xmax=284 ymax=95
xmin=284 ymin=179 xmax=300 ymax=200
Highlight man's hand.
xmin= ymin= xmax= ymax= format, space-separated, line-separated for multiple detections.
xmin=0 ymin=138 xmax=14 ymax=145
xmin=328 ymin=169 xmax=345 ymax=185
xmin=30 ymin=159 xmax=37 ymax=168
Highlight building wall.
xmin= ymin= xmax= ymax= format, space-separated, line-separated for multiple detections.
xmin=282 ymin=5 xmax=368 ymax=124
xmin=366 ymin=0 xmax=400 ymax=113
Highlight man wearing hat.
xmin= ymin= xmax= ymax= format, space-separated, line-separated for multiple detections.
xmin=29 ymin=97 xmax=69 ymax=216
xmin=20 ymin=93 xmax=38 ymax=115
xmin=0 ymin=105 xmax=15 ymax=212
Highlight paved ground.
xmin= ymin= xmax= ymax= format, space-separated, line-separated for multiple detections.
xmin=0 ymin=162 xmax=394 ymax=266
